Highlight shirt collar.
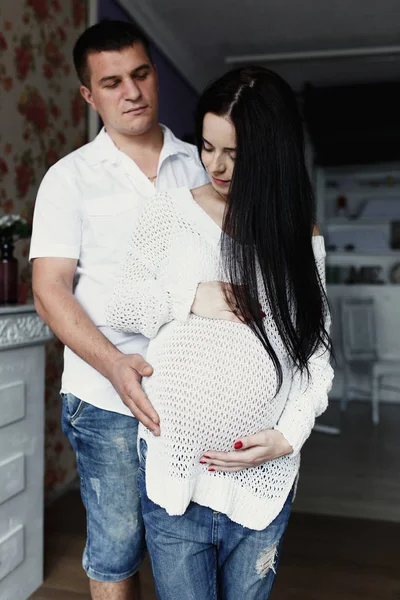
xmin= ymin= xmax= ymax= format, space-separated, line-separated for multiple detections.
xmin=84 ymin=124 xmax=191 ymax=167
xmin=159 ymin=124 xmax=192 ymax=159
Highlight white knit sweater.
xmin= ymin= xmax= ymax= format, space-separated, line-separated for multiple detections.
xmin=106 ymin=188 xmax=334 ymax=530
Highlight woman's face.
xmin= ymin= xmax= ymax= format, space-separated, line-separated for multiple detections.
xmin=201 ymin=112 xmax=236 ymax=198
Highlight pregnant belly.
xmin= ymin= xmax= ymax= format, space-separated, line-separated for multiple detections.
xmin=143 ymin=316 xmax=288 ymax=454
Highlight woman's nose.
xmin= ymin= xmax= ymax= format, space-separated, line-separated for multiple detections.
xmin=210 ymin=154 xmax=226 ymax=174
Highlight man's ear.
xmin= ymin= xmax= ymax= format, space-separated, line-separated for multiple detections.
xmin=80 ymin=85 xmax=97 ymax=111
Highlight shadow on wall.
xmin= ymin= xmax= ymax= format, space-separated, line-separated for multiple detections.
xmin=98 ymin=0 xmax=199 ymax=140
xmin=0 ymin=0 xmax=87 ymax=501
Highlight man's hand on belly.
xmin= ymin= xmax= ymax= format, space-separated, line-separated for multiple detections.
xmin=200 ymin=430 xmax=293 ymax=471
xmin=108 ymin=353 xmax=160 ymax=435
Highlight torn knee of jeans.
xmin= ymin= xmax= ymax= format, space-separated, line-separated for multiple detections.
xmin=90 ymin=478 xmax=101 ymax=504
xmin=256 ymin=543 xmax=278 ymax=578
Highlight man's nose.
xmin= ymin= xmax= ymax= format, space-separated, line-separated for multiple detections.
xmin=123 ymin=79 xmax=141 ymax=101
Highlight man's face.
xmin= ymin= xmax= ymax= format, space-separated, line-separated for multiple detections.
xmin=80 ymin=43 xmax=159 ymax=138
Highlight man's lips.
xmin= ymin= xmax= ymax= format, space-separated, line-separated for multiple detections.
xmin=123 ymin=105 xmax=148 ymax=114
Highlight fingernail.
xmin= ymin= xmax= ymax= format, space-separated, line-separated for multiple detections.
xmin=200 ymin=460 xmax=206 ymax=464
xmin=208 ymin=468 xmax=215 ymax=472
xmin=234 ymin=441 xmax=243 ymax=449
xmin=260 ymin=311 xmax=266 ymax=318
xmin=203 ymin=455 xmax=211 ymax=459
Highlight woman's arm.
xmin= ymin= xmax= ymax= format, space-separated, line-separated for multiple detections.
xmin=272 ymin=238 xmax=333 ymax=455
xmin=201 ymin=233 xmax=333 ymax=469
xmin=106 ymin=193 xmax=199 ymax=339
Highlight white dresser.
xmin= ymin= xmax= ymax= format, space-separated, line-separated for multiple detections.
xmin=0 ymin=305 xmax=52 ymax=600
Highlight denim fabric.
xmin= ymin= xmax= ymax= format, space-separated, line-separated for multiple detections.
xmin=138 ymin=439 xmax=292 ymax=600
xmin=61 ymin=393 xmax=146 ymax=582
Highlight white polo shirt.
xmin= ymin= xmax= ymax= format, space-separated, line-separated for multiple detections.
xmin=30 ymin=125 xmax=209 ymax=415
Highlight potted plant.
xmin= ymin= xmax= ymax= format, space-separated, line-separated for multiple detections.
xmin=0 ymin=215 xmax=32 ymax=305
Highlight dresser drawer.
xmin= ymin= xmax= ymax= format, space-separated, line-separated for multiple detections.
xmin=0 ymin=381 xmax=25 ymax=428
xmin=0 ymin=525 xmax=24 ymax=583
xmin=0 ymin=453 xmax=25 ymax=505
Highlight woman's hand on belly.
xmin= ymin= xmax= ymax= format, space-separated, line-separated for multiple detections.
xmin=200 ymin=430 xmax=293 ymax=472
xmin=191 ymin=281 xmax=243 ymax=322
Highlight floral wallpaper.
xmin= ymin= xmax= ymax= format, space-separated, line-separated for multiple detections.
xmin=0 ymin=0 xmax=87 ymax=500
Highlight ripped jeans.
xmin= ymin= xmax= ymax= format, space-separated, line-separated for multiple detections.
xmin=61 ymin=393 xmax=146 ymax=582
xmin=138 ymin=439 xmax=293 ymax=600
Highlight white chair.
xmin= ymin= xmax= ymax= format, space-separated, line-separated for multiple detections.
xmin=339 ymin=296 xmax=400 ymax=425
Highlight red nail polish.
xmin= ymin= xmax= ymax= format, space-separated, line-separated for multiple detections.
xmin=200 ymin=461 xmax=206 ymax=464
xmin=203 ymin=455 xmax=211 ymax=459
xmin=208 ymin=468 xmax=215 ymax=472
xmin=234 ymin=441 xmax=243 ymax=449
xmin=260 ymin=311 xmax=266 ymax=318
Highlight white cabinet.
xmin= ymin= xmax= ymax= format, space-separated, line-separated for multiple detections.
xmin=0 ymin=306 xmax=52 ymax=600
xmin=316 ymin=164 xmax=400 ymax=283
xmin=316 ymin=165 xmax=400 ymax=401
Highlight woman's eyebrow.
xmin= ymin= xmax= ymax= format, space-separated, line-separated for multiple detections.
xmin=202 ymin=137 xmax=236 ymax=151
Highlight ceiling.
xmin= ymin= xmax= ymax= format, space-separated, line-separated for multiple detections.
xmin=119 ymin=0 xmax=400 ymax=92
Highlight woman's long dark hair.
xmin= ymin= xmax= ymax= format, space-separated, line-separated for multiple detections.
xmin=195 ymin=66 xmax=332 ymax=390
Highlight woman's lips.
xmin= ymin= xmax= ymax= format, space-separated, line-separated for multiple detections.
xmin=212 ymin=176 xmax=230 ymax=186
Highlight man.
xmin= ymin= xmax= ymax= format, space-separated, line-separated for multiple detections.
xmin=30 ymin=20 xmax=208 ymax=600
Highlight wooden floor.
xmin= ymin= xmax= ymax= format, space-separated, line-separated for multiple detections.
xmin=30 ymin=486 xmax=400 ymax=600
xmin=296 ymin=400 xmax=400 ymax=522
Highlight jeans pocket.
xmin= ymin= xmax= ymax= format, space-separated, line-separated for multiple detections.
xmin=62 ymin=392 xmax=87 ymax=424
xmin=138 ymin=438 xmax=147 ymax=472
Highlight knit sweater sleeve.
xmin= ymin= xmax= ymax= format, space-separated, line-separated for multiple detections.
xmin=106 ymin=192 xmax=200 ymax=339
xmin=274 ymin=237 xmax=334 ymax=456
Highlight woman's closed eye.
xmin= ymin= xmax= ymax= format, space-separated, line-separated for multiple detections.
xmin=202 ymin=142 xmax=213 ymax=153
xmin=202 ymin=142 xmax=236 ymax=160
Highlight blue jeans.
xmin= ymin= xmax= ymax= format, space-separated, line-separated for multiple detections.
xmin=138 ymin=439 xmax=292 ymax=599
xmin=61 ymin=393 xmax=146 ymax=582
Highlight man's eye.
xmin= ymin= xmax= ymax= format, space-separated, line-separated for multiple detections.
xmin=135 ymin=73 xmax=148 ymax=80
xmin=105 ymin=82 xmax=119 ymax=89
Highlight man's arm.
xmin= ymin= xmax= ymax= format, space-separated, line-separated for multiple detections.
xmin=32 ymin=257 xmax=160 ymax=434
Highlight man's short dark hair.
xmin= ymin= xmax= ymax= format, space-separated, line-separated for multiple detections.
xmin=73 ymin=20 xmax=153 ymax=88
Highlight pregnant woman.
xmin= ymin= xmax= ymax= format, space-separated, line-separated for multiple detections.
xmin=107 ymin=66 xmax=334 ymax=600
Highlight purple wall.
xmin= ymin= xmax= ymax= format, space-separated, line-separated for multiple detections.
xmin=98 ymin=0 xmax=198 ymax=140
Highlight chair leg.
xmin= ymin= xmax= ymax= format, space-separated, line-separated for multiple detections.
xmin=372 ymin=373 xmax=380 ymax=425
xmin=341 ymin=366 xmax=349 ymax=412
